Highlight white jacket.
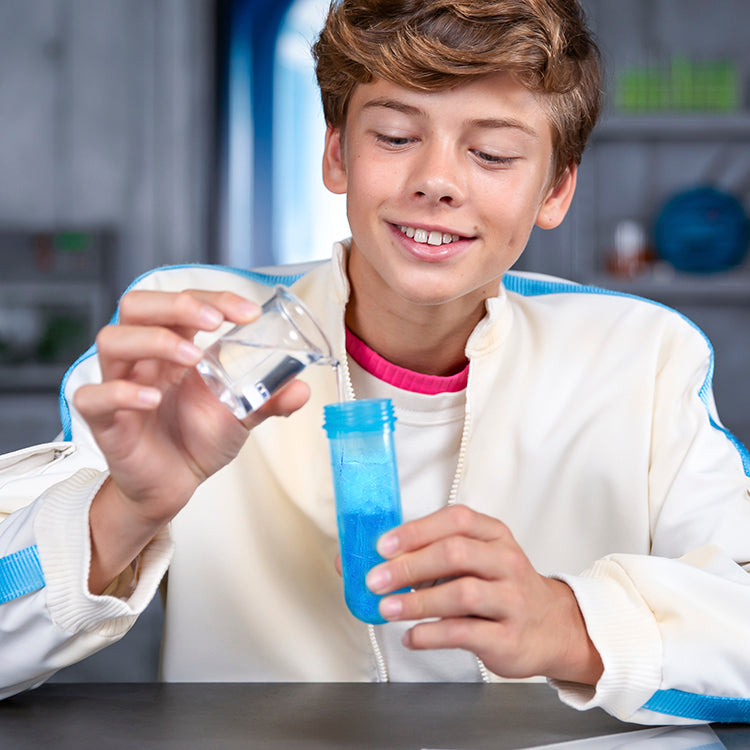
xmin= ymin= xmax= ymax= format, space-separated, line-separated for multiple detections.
xmin=1 ymin=244 xmax=749 ymax=724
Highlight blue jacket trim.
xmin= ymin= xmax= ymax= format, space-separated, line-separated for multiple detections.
xmin=58 ymin=263 xmax=310 ymax=440
xmin=0 ymin=545 xmax=45 ymax=604
xmin=503 ymin=272 xmax=750 ymax=477
xmin=57 ymin=265 xmax=750 ymax=480
xmin=643 ymin=688 xmax=750 ymax=723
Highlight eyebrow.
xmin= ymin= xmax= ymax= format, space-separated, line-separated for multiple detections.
xmin=468 ymin=117 xmax=538 ymax=138
xmin=362 ymin=98 xmax=423 ymax=117
xmin=361 ymin=98 xmax=538 ymax=138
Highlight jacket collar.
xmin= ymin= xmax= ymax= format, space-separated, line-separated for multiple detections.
xmin=329 ymin=239 xmax=513 ymax=361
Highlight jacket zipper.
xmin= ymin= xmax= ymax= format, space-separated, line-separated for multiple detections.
xmin=342 ymin=349 xmax=490 ymax=682
xmin=339 ymin=350 xmax=391 ymax=681
xmin=447 ymin=386 xmax=492 ymax=682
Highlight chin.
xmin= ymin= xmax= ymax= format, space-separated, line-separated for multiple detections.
xmin=392 ymin=279 xmax=478 ymax=308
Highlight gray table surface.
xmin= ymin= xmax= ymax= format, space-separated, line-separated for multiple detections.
xmin=0 ymin=682 xmax=748 ymax=749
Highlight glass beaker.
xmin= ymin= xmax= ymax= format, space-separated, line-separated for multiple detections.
xmin=197 ymin=285 xmax=335 ymax=419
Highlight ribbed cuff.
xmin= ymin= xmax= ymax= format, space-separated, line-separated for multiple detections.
xmin=549 ymin=559 xmax=663 ymax=721
xmin=33 ymin=469 xmax=174 ymax=637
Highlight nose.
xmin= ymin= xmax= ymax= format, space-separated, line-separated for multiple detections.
xmin=407 ymin=140 xmax=466 ymax=207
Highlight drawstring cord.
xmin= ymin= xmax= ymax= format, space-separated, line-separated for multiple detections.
xmin=342 ymin=345 xmax=490 ymax=683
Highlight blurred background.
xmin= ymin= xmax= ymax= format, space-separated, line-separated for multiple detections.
xmin=0 ymin=0 xmax=748 ymax=681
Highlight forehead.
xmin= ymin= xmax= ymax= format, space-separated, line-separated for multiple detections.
xmin=347 ymin=73 xmax=552 ymax=141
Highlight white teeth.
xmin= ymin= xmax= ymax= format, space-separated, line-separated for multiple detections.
xmin=398 ymin=225 xmax=462 ymax=245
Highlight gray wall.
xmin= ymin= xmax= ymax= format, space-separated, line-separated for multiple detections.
xmin=520 ymin=0 xmax=750 ymax=446
xmin=0 ymin=0 xmax=214 ymax=291
xmin=0 ymin=0 xmax=216 ymax=682
xmin=0 ymin=0 xmax=215 ymax=448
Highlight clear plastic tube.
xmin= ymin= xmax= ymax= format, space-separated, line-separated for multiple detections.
xmin=323 ymin=399 xmax=407 ymax=624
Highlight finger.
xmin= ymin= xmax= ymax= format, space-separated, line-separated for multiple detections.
xmin=379 ymin=576 xmax=512 ymax=622
xmin=367 ymin=535 xmax=509 ymax=594
xmin=404 ymin=582 xmax=603 ymax=684
xmin=377 ymin=504 xmax=508 ymax=559
xmin=96 ymin=325 xmax=204 ymax=381
xmin=118 ymin=289 xmax=260 ymax=330
xmin=403 ymin=616 xmax=545 ymax=681
xmin=402 ymin=616 xmax=512 ymax=663
xmin=401 ymin=615 xmax=536 ymax=680
xmin=239 ymin=379 xmax=311 ymax=428
xmin=74 ymin=381 xmax=162 ymax=425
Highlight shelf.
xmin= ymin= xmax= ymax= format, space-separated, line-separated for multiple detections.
xmin=582 ymin=267 xmax=750 ymax=306
xmin=592 ymin=112 xmax=750 ymax=142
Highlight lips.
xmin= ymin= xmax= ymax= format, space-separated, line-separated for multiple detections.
xmin=390 ymin=222 xmax=473 ymax=262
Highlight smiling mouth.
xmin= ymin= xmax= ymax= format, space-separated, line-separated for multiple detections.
xmin=397 ymin=225 xmax=463 ymax=246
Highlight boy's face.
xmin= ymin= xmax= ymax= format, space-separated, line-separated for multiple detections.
xmin=323 ymin=73 xmax=576 ymax=315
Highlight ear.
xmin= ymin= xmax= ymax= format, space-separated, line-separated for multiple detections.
xmin=535 ymin=163 xmax=577 ymax=230
xmin=322 ymin=125 xmax=347 ymax=194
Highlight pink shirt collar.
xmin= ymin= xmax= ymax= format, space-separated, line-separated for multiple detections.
xmin=345 ymin=328 xmax=469 ymax=395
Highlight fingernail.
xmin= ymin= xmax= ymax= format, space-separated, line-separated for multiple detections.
xmin=366 ymin=567 xmax=391 ymax=593
xmin=200 ymin=305 xmax=223 ymax=328
xmin=178 ymin=341 xmax=203 ymax=364
xmin=377 ymin=532 xmax=399 ymax=557
xmin=137 ymin=388 xmax=161 ymax=406
xmin=379 ymin=597 xmax=402 ymax=619
xmin=238 ymin=301 xmax=260 ymax=321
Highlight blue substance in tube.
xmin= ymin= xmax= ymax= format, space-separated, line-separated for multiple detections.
xmin=334 ymin=457 xmax=406 ymax=624
xmin=338 ymin=510 xmax=402 ymax=624
xmin=324 ymin=399 xmax=406 ymax=625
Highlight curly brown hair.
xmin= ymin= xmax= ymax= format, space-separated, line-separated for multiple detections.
xmin=312 ymin=0 xmax=602 ymax=185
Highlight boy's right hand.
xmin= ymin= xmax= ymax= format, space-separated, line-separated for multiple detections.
xmin=73 ymin=289 xmax=310 ymax=593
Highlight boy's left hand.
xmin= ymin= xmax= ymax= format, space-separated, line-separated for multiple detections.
xmin=365 ymin=505 xmax=604 ymax=686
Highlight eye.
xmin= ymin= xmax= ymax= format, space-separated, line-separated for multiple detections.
xmin=375 ymin=133 xmax=415 ymax=148
xmin=472 ymin=150 xmax=519 ymax=167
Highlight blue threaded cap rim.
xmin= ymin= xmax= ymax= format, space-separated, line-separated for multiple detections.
xmin=323 ymin=398 xmax=396 ymax=436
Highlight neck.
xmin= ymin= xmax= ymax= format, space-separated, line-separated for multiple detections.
xmin=346 ymin=301 xmax=473 ymax=376
xmin=344 ymin=253 xmax=493 ymax=377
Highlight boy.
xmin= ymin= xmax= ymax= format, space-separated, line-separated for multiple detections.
xmin=1 ymin=0 xmax=749 ymax=726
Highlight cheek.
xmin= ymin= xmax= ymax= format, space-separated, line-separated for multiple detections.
xmin=478 ymin=186 xmax=533 ymax=232
xmin=478 ymin=184 xmax=545 ymax=255
xmin=347 ymin=163 xmax=398 ymax=215
xmin=484 ymin=173 xmax=549 ymax=225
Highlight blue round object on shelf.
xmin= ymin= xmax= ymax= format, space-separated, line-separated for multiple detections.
xmin=654 ymin=186 xmax=750 ymax=273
